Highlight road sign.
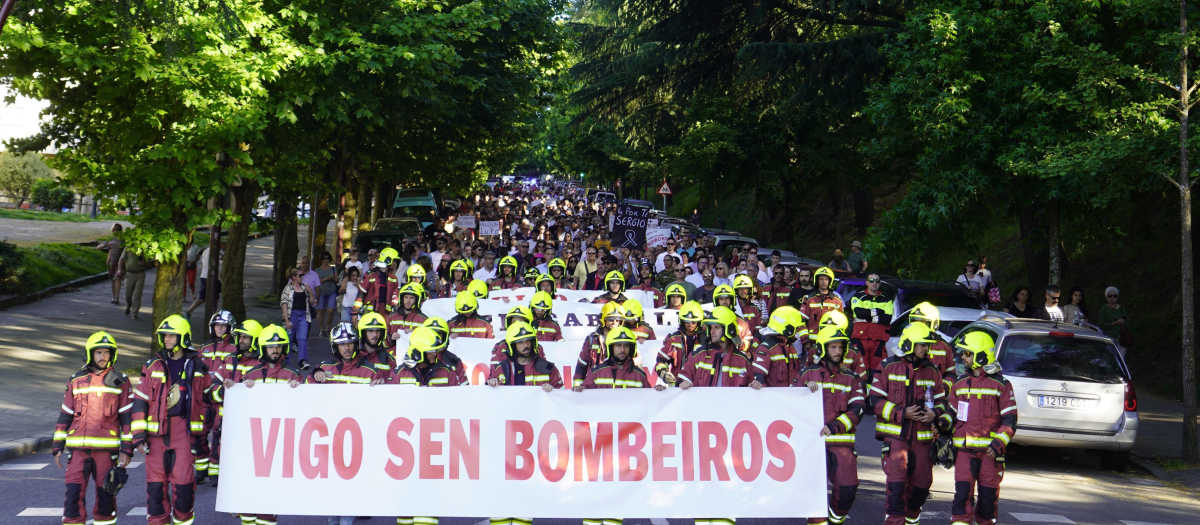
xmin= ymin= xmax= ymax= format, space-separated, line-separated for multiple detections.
xmin=657 ymin=181 xmax=672 ymax=195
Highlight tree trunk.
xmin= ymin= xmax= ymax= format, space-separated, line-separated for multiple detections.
xmin=150 ymin=213 xmax=189 ymax=353
xmin=271 ymin=197 xmax=298 ymax=297
xmin=371 ymin=177 xmax=387 ymax=226
xmin=304 ymin=188 xmax=318 ymax=260
xmin=1046 ymin=197 xmax=1063 ymax=286
xmin=1018 ymin=203 xmax=1050 ymax=295
xmin=221 ymin=180 xmax=258 ymax=321
xmin=312 ymin=191 xmax=331 ymax=259
xmin=852 ymin=188 xmax=874 ymax=237
xmin=1179 ymin=0 xmax=1198 ymax=463
xmin=343 ymin=172 xmax=360 ymax=249
xmin=356 ymin=172 xmax=372 ymax=232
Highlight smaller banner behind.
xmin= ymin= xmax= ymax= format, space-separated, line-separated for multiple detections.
xmin=424 ymin=292 xmax=674 ymax=341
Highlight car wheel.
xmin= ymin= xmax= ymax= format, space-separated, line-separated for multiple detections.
xmin=1101 ymin=450 xmax=1130 ymax=472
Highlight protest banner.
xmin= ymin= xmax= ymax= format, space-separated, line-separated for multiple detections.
xmin=612 ymin=204 xmax=652 ymax=249
xmin=457 ymin=215 xmax=477 ymax=228
xmin=479 ymin=221 xmax=501 ymax=236
xmin=423 ymin=293 xmax=674 ymax=340
xmin=646 ymin=227 xmax=673 ymax=248
xmin=216 ymin=384 xmax=827 ymax=518
xmin=486 ymin=287 xmax=655 ymax=306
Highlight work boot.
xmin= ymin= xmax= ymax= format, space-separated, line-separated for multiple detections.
xmin=209 ymin=475 xmax=219 ymax=487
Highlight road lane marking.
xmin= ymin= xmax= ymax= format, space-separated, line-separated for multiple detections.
xmin=1120 ymin=521 xmax=1173 ymax=525
xmin=0 ymin=463 xmax=47 ymax=470
xmin=127 ymin=461 xmax=142 ymax=468
xmin=652 ymin=519 xmax=670 ymax=525
xmin=1010 ymin=514 xmax=1075 ymax=523
xmin=17 ymin=508 xmax=62 ymax=516
xmin=127 ymin=507 xmax=148 ymax=516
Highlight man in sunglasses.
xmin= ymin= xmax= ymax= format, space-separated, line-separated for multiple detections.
xmin=761 ymin=264 xmax=792 ymax=317
xmin=851 ymin=273 xmax=895 ymax=383
xmin=1032 ymin=285 xmax=1065 ymax=322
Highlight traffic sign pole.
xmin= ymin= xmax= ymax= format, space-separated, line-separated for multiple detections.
xmin=656 ymin=180 xmax=672 ymax=211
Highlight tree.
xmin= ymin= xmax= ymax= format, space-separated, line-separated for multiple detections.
xmin=0 ymin=151 xmax=51 ymax=206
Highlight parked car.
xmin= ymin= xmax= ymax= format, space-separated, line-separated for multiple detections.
xmin=712 ymin=234 xmax=758 ymax=257
xmin=620 ymin=198 xmax=656 ymax=209
xmin=952 ymin=316 xmax=1137 ymax=471
xmin=590 ymin=191 xmax=617 ymax=205
xmin=837 ymin=277 xmax=983 ymax=314
xmin=372 ymin=217 xmax=422 ymax=238
xmin=391 ymin=188 xmax=439 ymax=228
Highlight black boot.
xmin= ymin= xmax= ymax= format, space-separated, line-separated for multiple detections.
xmin=209 ymin=475 xmax=219 ymax=487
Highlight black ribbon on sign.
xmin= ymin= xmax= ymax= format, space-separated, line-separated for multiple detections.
xmin=621 ymin=229 xmax=638 ymax=248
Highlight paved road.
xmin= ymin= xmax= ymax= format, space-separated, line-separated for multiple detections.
xmin=0 ymin=217 xmax=133 ymax=247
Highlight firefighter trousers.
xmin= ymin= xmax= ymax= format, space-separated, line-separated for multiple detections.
xmin=208 ymin=411 xmax=223 ymax=478
xmin=951 ymin=450 xmax=1005 ymax=525
xmin=239 ymin=514 xmax=278 ymax=525
xmin=582 ymin=520 xmax=626 ymax=525
xmin=63 ymin=449 xmax=118 ymax=525
xmin=882 ymin=438 xmax=933 ymax=525
xmin=398 ymin=517 xmax=439 ymax=525
xmin=192 ymin=407 xmax=215 ymax=481
xmin=490 ymin=519 xmax=533 ymax=525
xmin=807 ymin=446 xmax=858 ymax=525
xmin=145 ymin=416 xmax=196 ymax=525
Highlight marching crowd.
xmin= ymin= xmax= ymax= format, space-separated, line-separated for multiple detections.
xmin=54 ymin=181 xmax=1017 ymax=525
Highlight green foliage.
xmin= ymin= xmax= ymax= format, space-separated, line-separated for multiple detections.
xmin=0 ymin=208 xmax=122 ymax=222
xmin=0 ymin=242 xmax=107 ymax=295
xmin=30 ymin=179 xmax=75 ymax=212
xmin=0 ymin=152 xmax=53 ymax=206
xmin=0 ymin=240 xmax=25 ymax=294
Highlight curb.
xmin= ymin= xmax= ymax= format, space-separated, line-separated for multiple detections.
xmin=0 ymin=272 xmax=109 ymax=312
xmin=1130 ymin=454 xmax=1172 ymax=482
xmin=0 ymin=436 xmax=54 ymax=463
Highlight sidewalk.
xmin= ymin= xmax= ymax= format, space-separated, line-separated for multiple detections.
xmin=0 ymin=217 xmax=133 ymax=247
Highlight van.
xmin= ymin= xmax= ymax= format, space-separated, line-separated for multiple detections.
xmin=392 ymin=188 xmax=439 ymax=228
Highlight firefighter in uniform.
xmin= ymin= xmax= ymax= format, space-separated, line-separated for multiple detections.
xmin=207 ymin=318 xmax=261 ymax=487
xmin=592 ymin=270 xmax=630 ymax=304
xmin=713 ymin=284 xmax=736 ymax=309
xmin=622 ymin=298 xmax=656 ymax=341
xmin=657 ymin=302 xmax=705 ymax=386
xmin=664 ymin=283 xmax=687 ymax=310
xmin=850 ymin=273 xmax=894 ymax=383
xmin=908 ymin=302 xmax=957 ymax=390
xmin=54 ymin=331 xmax=133 ymax=525
xmin=236 ymin=325 xmax=301 ymax=525
xmin=548 ymin=257 xmax=576 ymax=290
xmin=788 ymin=326 xmax=865 ymax=525
xmin=941 ymin=332 xmax=1017 ymax=525
xmin=523 ymin=268 xmax=540 ymax=287
xmin=491 ymin=306 xmax=544 ymax=364
xmin=358 ymin=312 xmax=398 ymax=374
xmin=530 ymin=291 xmax=564 ymax=341
xmin=195 ymin=310 xmax=234 ymax=484
xmin=536 ymin=273 xmax=558 ymax=296
xmin=760 ymin=267 xmax=792 ymax=316
xmin=132 ymin=315 xmax=214 ymax=525
xmin=749 ymin=306 xmax=805 ymax=387
xmin=678 ymin=306 xmax=755 ymax=389
xmin=448 ymin=291 xmax=495 ymax=339
xmin=443 ymin=260 xmax=471 ymax=297
xmin=405 ymin=262 xmax=427 ymax=286
xmin=353 ymin=251 xmax=399 ymax=320
xmin=309 ymin=322 xmax=390 ymax=385
xmin=490 ymin=256 xmax=522 ymax=290
xmin=809 ymin=310 xmax=868 ymax=379
xmin=387 ymin=282 xmax=429 ymax=339
xmin=869 ymin=323 xmax=947 ymax=525
xmin=733 ymin=275 xmax=763 ymax=327
xmin=800 ymin=267 xmax=844 ymax=344
xmin=629 ymin=258 xmax=664 ymax=307
xmin=468 ymin=279 xmax=490 ymax=300
xmin=572 ymin=302 xmax=627 ymax=388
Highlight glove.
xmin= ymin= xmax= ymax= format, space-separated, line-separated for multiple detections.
xmin=102 ymin=466 xmax=129 ymax=496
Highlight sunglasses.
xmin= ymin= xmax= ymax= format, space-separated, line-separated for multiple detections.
xmin=867 ymin=278 xmax=881 ymax=283
xmin=773 ymin=271 xmax=783 ymax=275
xmin=674 ymin=269 xmax=686 ymax=273
xmin=1107 ymin=294 xmax=1118 ymax=298
xmin=1048 ymin=296 xmax=1060 ymax=302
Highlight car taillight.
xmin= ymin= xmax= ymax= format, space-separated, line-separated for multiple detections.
xmin=1048 ymin=331 xmax=1075 ymax=338
xmin=1124 ymin=382 xmax=1138 ymax=412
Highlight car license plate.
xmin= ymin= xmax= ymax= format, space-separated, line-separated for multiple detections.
xmin=1038 ymin=396 xmax=1093 ymax=410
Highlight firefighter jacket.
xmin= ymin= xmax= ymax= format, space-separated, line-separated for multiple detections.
xmin=752 ymin=333 xmax=801 ymax=387
xmin=448 ymin=314 xmax=495 ymax=339
xmin=572 ymin=329 xmax=610 ymax=387
xmin=850 ymin=290 xmax=894 ymax=341
xmin=657 ymin=330 xmax=702 ymax=382
xmin=53 ymin=368 xmax=133 ymax=454
xmin=928 ymin=339 xmax=957 ymax=387
xmin=242 ymin=362 xmax=304 ymax=384
xmin=630 ymin=281 xmax=664 ymax=307
xmin=791 ymin=361 xmax=865 ymax=447
xmin=554 ymin=278 xmax=576 ymax=291
xmin=868 ymin=356 xmax=947 ymax=443
xmin=532 ymin=317 xmax=564 ymax=341
xmin=737 ymin=298 xmax=763 ymax=327
xmin=354 ymin=269 xmax=398 ymax=315
xmin=442 ymin=282 xmax=469 ymax=298
xmin=631 ymin=322 xmax=656 ymax=341
xmin=942 ymin=373 xmax=1018 ymax=454
xmin=199 ymin=338 xmax=236 ymax=373
xmin=760 ymin=283 xmax=792 ymax=316
xmin=490 ymin=276 xmax=522 ymax=291
xmin=306 ymin=356 xmax=389 ymax=385
xmin=489 ymin=357 xmax=564 ymax=388
xmin=677 ymin=344 xmax=755 ymax=387
xmin=591 ymin=292 xmax=629 ymax=304
xmin=386 ymin=310 xmax=428 ymax=339
xmin=131 ymin=350 xmax=214 ymax=446
xmin=804 ymin=346 xmax=868 ymax=379
xmin=391 ymin=352 xmax=469 ymax=386
xmin=800 ymin=292 xmax=845 ymax=341
xmin=489 ymin=340 xmax=546 ymax=366
xmin=581 ymin=359 xmax=651 ymax=389
xmin=363 ymin=346 xmax=398 ymax=380
xmin=210 ymin=352 xmax=261 ymax=418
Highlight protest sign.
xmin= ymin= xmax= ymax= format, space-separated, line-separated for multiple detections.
xmin=457 ymin=215 xmax=477 ymax=228
xmin=612 ymin=204 xmax=652 ymax=249
xmin=646 ymin=227 xmax=673 ymax=248
xmin=479 ymin=221 xmax=501 ymax=236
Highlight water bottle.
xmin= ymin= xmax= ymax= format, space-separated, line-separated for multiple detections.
xmin=924 ymin=386 xmax=935 ymax=411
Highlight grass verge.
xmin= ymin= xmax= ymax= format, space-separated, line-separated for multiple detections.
xmin=0 ymin=208 xmax=125 ymax=223
xmin=2 ymin=243 xmax=108 ymax=295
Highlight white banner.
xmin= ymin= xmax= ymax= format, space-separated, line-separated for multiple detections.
xmin=479 ymin=221 xmax=501 ymax=236
xmin=486 ymin=286 xmax=656 ymax=307
xmin=217 ymin=385 xmax=827 ymax=518
xmin=423 ymin=293 xmax=674 ymax=341
xmin=457 ymin=215 xmax=477 ymax=228
xmin=647 ymin=227 xmax=673 ymax=247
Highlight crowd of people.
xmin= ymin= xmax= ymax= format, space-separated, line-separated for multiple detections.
xmin=60 ymin=180 xmax=1020 ymax=525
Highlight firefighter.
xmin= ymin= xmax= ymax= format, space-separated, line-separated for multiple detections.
xmin=789 ymin=326 xmax=864 ymax=525
xmin=405 ymin=261 xmax=427 ymax=286
xmin=760 ymin=265 xmax=792 ymax=316
xmin=908 ymin=302 xmax=956 ymax=389
xmin=54 ymin=331 xmax=133 ymax=525
xmin=749 ymin=306 xmax=805 ymax=388
xmin=491 ymin=306 xmax=543 ymax=364
xmin=448 ymin=291 xmax=495 ymax=339
xmin=195 ymin=309 xmax=234 ymax=484
xmin=622 ymin=298 xmax=656 ymax=341
xmin=733 ymin=275 xmax=763 ymax=327
xmin=576 ymin=327 xmax=655 ymax=391
xmin=850 ymin=273 xmax=895 ymax=383
xmin=424 ymin=317 xmax=451 ymax=344
xmin=942 ymin=332 xmax=1016 ymax=525
xmin=869 ymin=323 xmax=947 ymax=525
xmin=132 ymin=315 xmax=214 ymax=525
xmin=468 ymin=279 xmax=490 ymax=300
xmin=487 ymin=321 xmax=564 ymax=390
xmin=443 ymin=260 xmax=471 ymax=297
xmin=308 ymin=321 xmax=389 ymax=385
xmin=392 ymin=327 xmax=468 ymax=391
xmin=800 ymin=267 xmax=844 ymax=345
xmin=713 ymin=284 xmax=736 ymax=309
xmin=208 ymin=319 xmax=262 ymax=487
xmin=387 ymin=282 xmax=429 ymax=339
xmin=523 ymin=268 xmax=540 ymax=287
xmin=353 ymin=250 xmax=399 ymax=319
xmin=808 ymin=310 xmax=868 ymax=379
xmin=572 ymin=301 xmax=627 ymax=388
xmin=237 ymin=325 xmax=301 ymax=525
xmin=657 ymin=302 xmax=705 ymax=386
xmin=548 ymin=257 xmax=575 ymax=290
xmin=664 ymin=283 xmax=687 ymax=310
xmin=358 ymin=312 xmax=397 ymax=373
xmin=591 ymin=270 xmax=629 ymax=304
xmin=530 ymin=291 xmax=564 ymax=341
xmin=490 ymin=256 xmax=522 ymax=290
xmin=678 ymin=306 xmax=755 ymax=388
xmin=535 ymin=273 xmax=558 ymax=296
xmin=629 ymin=258 xmax=664 ymax=307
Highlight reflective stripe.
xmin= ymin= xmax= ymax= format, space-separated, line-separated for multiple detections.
xmin=820 ymin=382 xmax=852 ymax=392
xmin=993 ymin=431 xmax=1011 ymax=445
xmin=877 ymin=423 xmax=901 ymax=435
xmin=54 ymin=430 xmax=67 ymax=440
xmin=769 ymin=355 xmax=789 ymax=361
xmin=954 ymin=435 xmax=994 ymax=448
xmin=869 ymin=385 xmax=888 ymax=396
xmin=428 ymin=377 xmax=449 ymax=385
xmin=965 ymin=388 xmax=1001 ymax=397
xmin=395 ymin=377 xmax=419 ymax=385
xmin=696 ymin=362 xmax=715 ymax=372
xmin=64 ymin=436 xmax=121 ymax=448
xmin=753 ymin=362 xmax=769 ymax=373
xmin=61 ymin=404 xmax=74 ymax=415
xmin=836 ymin=414 xmax=853 ymax=431
xmin=1001 ymin=405 xmax=1017 ymax=414
xmin=881 ymin=401 xmax=896 ymax=421
xmin=824 ymin=433 xmax=855 ymax=443
xmin=848 ymin=396 xmax=864 ymax=404
xmin=573 ymin=378 xmax=584 ymax=388
xmin=73 ymin=386 xmax=123 ymax=395
xmin=190 ymin=421 xmax=205 ymax=432
xmin=150 ymin=371 xmax=166 ymax=379
xmin=134 ymin=389 xmax=149 ymax=400
xmin=917 ymin=430 xmax=936 ymax=441
xmin=329 ymin=375 xmax=372 ymax=384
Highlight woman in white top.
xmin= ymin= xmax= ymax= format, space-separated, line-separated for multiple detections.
xmin=956 ymin=259 xmax=987 ymax=300
xmin=339 ymin=266 xmax=363 ymax=323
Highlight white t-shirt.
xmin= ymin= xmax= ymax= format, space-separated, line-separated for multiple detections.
xmin=430 ymin=250 xmax=446 ymax=269
xmin=976 ymin=268 xmax=993 ymax=289
xmin=956 ymin=273 xmax=985 ymax=294
xmin=685 ymin=272 xmax=706 ymax=289
xmin=341 ymin=282 xmax=360 ymax=308
xmin=344 ymin=260 xmax=367 ymax=278
xmin=474 ymin=266 xmax=497 ymax=281
xmin=197 ymin=247 xmax=223 ymax=280
xmin=1044 ymin=305 xmax=1064 ymax=322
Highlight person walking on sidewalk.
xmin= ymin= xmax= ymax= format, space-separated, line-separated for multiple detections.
xmin=281 ymin=268 xmax=318 ymax=370
xmin=53 ymin=331 xmax=134 ymax=525
xmin=96 ymin=223 xmax=124 ymax=305
xmin=119 ymin=246 xmax=152 ymax=319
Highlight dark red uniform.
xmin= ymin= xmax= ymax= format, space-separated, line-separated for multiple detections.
xmin=208 ymin=350 xmax=259 ymax=480
xmin=491 ymin=340 xmax=545 ymax=365
xmin=54 ymin=368 xmax=134 ymax=525
xmin=943 ymin=373 xmax=1017 ymax=525
xmin=630 ymin=322 xmax=656 ymax=341
xmin=751 ymin=333 xmax=801 ymax=387
xmin=759 ymin=283 xmax=792 ymax=316
xmin=630 ymin=280 xmax=664 ymax=307
xmin=656 ymin=330 xmax=702 ymax=385
xmin=391 ymin=353 xmax=469 ymax=386
xmin=448 ymin=314 xmax=495 ymax=339
xmin=676 ymin=344 xmax=755 ymax=387
xmin=800 ymin=292 xmax=844 ymax=343
xmin=196 ymin=337 xmax=234 ymax=481
xmin=736 ymin=297 xmax=763 ymax=327
xmin=792 ymin=361 xmax=865 ymax=525
xmin=849 ymin=289 xmax=894 ymax=379
xmin=532 ymin=317 xmax=564 ymax=341
xmin=306 ymin=356 xmax=389 ymax=384
xmin=354 ymin=269 xmax=398 ymax=316
xmin=572 ymin=329 xmax=613 ymax=388
xmin=580 ymin=359 xmax=651 ymax=389
xmin=490 ymin=276 xmax=522 ymax=291
xmin=387 ymin=310 xmax=428 ymax=338
xmin=489 ymin=357 xmax=564 ymax=388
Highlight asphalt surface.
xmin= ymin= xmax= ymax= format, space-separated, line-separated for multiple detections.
xmin=3 ymin=416 xmax=1196 ymax=525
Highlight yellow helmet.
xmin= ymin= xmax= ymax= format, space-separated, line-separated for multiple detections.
xmin=604 ymin=326 xmax=639 ymax=360
xmin=155 ymin=314 xmax=193 ymax=351
xmin=406 ymin=264 xmax=426 ymax=283
xmin=524 ymin=268 xmax=541 ymax=282
xmin=622 ymin=299 xmax=644 ymax=321
xmin=899 ymin=323 xmax=938 ymax=355
xmin=397 ymin=282 xmax=426 ymax=309
xmin=767 ymin=306 xmax=805 ymax=338
xmin=600 ymin=301 xmax=628 ymax=324
xmin=85 ymin=331 xmax=119 ymax=368
xmin=423 ymin=317 xmax=450 ymax=343
xmin=813 ymin=267 xmax=838 ymax=290
xmin=535 ymin=273 xmax=557 ymax=294
xmin=379 ymin=247 xmax=400 ymax=266
xmin=233 ymin=319 xmax=263 ymax=348
xmin=530 ymin=291 xmax=554 ymax=311
xmin=958 ymin=331 xmax=997 ymax=369
xmin=468 ymin=279 xmax=490 ymax=299
xmin=665 ymin=283 xmax=687 ymax=304
xmin=733 ymin=274 xmax=756 ymax=290
xmin=604 ymin=270 xmax=626 ymax=293
xmin=678 ymin=301 xmax=705 ymax=324
xmin=704 ymin=306 xmax=739 ymax=343
xmin=813 ymin=325 xmax=850 ymax=363
xmin=506 ymin=305 xmax=534 ymax=327
xmin=505 ymin=321 xmax=539 ymax=356
xmin=910 ymin=302 xmax=940 ymax=332
xmin=450 ymin=260 xmax=470 ymax=279
xmin=820 ymin=310 xmax=850 ymax=331
xmin=455 ymin=291 xmax=479 ymax=314
xmin=548 ymin=258 xmax=567 ymax=275
xmin=405 ymin=326 xmax=444 ymax=364
xmin=498 ymin=256 xmax=519 ymax=273
xmin=713 ymin=284 xmax=736 ymax=304
xmin=357 ymin=312 xmax=388 ymax=341
xmin=255 ymin=324 xmax=291 ymax=360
